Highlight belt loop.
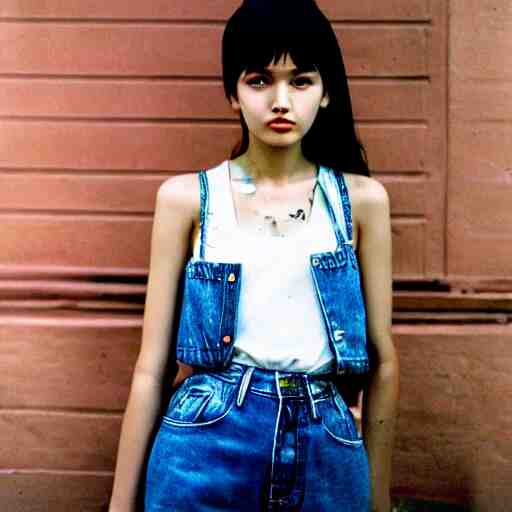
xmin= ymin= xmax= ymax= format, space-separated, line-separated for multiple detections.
xmin=304 ymin=375 xmax=319 ymax=420
xmin=236 ymin=365 xmax=255 ymax=408
xmin=274 ymin=371 xmax=283 ymax=400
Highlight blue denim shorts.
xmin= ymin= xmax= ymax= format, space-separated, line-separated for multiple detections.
xmin=144 ymin=362 xmax=370 ymax=511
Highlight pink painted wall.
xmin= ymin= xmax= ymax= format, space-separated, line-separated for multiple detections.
xmin=0 ymin=1 xmax=510 ymax=510
xmin=447 ymin=0 xmax=512 ymax=289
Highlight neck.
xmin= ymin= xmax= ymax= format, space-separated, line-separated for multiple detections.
xmin=236 ymin=139 xmax=316 ymax=186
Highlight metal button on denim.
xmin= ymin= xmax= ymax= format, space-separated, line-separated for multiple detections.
xmin=223 ymin=335 xmax=231 ymax=343
xmin=333 ymin=329 xmax=345 ymax=341
xmin=228 ymin=273 xmax=236 ymax=282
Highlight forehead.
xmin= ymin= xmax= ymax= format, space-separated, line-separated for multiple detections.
xmin=241 ymin=54 xmax=318 ymax=76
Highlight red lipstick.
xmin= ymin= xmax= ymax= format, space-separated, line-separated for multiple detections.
xmin=267 ymin=117 xmax=295 ymax=132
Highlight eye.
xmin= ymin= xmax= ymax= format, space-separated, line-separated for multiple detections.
xmin=247 ymin=76 xmax=269 ymax=88
xmin=246 ymin=75 xmax=314 ymax=89
xmin=293 ymin=77 xmax=313 ymax=87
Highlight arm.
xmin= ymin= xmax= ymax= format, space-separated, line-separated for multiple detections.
xmin=109 ymin=175 xmax=197 ymax=512
xmin=356 ymin=178 xmax=400 ymax=512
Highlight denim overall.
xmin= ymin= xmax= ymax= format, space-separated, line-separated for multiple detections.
xmin=144 ymin=165 xmax=371 ymax=511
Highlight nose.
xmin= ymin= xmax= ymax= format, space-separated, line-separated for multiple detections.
xmin=271 ymin=81 xmax=291 ymax=113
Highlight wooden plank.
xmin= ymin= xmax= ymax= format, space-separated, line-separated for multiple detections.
xmin=0 ymin=214 xmax=152 ymax=271
xmin=0 ymin=411 xmax=121 ymax=470
xmin=1 ymin=472 xmax=113 ymax=512
xmin=392 ymin=220 xmax=426 ymax=278
xmin=0 ymin=0 xmax=431 ymax=21
xmin=320 ymin=0 xmax=430 ymax=21
xmin=0 ymin=79 xmax=427 ymax=121
xmin=384 ymin=178 xmax=426 ymax=216
xmin=421 ymin=0 xmax=448 ymax=279
xmin=447 ymin=278 xmax=512 ymax=294
xmin=363 ymin=125 xmax=427 ymax=172
xmin=352 ymin=80 xmax=427 ymax=121
xmin=0 ymin=122 xmax=427 ymax=172
xmin=393 ymin=312 xmax=511 ymax=323
xmin=0 ymin=173 xmax=164 ymax=212
xmin=0 ymin=24 xmax=428 ymax=77
xmin=0 ymin=321 xmax=140 ymax=409
xmin=394 ymin=291 xmax=512 ymax=311
xmin=0 ymin=279 xmax=146 ymax=300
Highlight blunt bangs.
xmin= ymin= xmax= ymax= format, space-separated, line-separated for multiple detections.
xmin=223 ymin=0 xmax=332 ymax=100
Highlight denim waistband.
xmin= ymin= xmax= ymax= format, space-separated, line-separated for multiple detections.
xmin=202 ymin=362 xmax=335 ymax=420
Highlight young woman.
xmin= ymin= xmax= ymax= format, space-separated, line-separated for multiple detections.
xmin=109 ymin=1 xmax=399 ymax=511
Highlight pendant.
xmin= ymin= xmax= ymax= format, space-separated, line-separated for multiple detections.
xmin=239 ymin=181 xmax=257 ymax=194
xmin=238 ymin=175 xmax=256 ymax=195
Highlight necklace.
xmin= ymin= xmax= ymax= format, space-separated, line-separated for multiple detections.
xmin=228 ymin=160 xmax=319 ymax=237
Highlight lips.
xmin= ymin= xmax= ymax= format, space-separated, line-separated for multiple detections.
xmin=268 ymin=123 xmax=294 ymax=133
xmin=267 ymin=118 xmax=295 ymax=132
xmin=267 ymin=118 xmax=295 ymax=127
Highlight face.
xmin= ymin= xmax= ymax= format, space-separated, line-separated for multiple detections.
xmin=230 ymin=53 xmax=329 ymax=148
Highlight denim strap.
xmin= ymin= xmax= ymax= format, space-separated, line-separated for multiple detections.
xmin=316 ymin=167 xmax=351 ymax=249
xmin=332 ymin=170 xmax=353 ymax=243
xmin=198 ymin=170 xmax=209 ymax=260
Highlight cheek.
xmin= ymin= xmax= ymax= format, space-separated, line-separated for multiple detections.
xmin=296 ymin=90 xmax=323 ymax=116
xmin=299 ymin=103 xmax=321 ymax=127
xmin=240 ymin=99 xmax=266 ymax=124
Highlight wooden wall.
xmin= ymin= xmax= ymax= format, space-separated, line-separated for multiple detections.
xmin=0 ymin=0 xmax=445 ymax=281
xmin=447 ymin=0 xmax=512 ymax=288
xmin=0 ymin=1 xmax=510 ymax=510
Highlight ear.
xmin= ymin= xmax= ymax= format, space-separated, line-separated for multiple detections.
xmin=320 ymin=93 xmax=330 ymax=108
xmin=230 ymin=95 xmax=241 ymax=113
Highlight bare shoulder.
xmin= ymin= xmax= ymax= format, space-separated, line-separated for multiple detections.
xmin=158 ymin=173 xmax=199 ymax=209
xmin=343 ymin=172 xmax=389 ymax=220
xmin=156 ymin=172 xmax=200 ymax=223
xmin=342 ymin=172 xmax=390 ymax=248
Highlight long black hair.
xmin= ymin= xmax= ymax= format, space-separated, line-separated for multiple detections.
xmin=222 ymin=0 xmax=370 ymax=177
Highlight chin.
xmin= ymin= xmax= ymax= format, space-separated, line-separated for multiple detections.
xmin=264 ymin=141 xmax=298 ymax=149
xmin=259 ymin=133 xmax=301 ymax=147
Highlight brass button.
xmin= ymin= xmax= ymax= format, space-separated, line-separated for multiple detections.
xmin=222 ymin=335 xmax=231 ymax=343
xmin=227 ymin=273 xmax=236 ymax=282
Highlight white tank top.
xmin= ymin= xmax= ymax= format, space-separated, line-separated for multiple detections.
xmin=192 ymin=160 xmax=337 ymax=374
